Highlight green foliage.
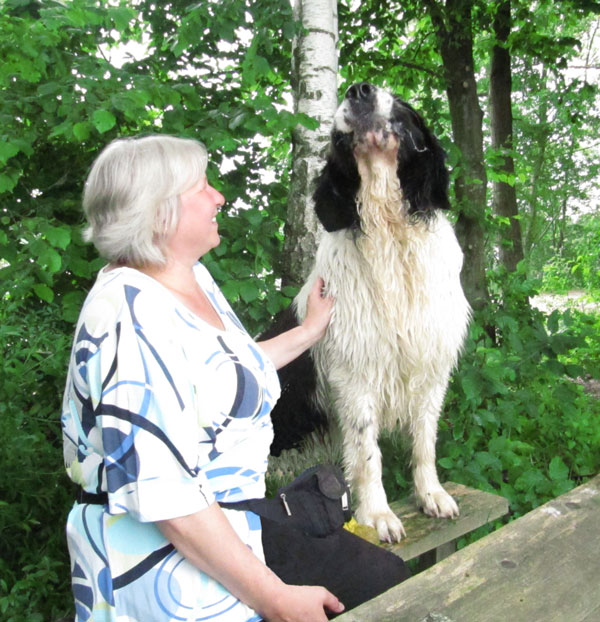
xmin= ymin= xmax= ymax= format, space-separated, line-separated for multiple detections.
xmin=0 ymin=294 xmax=76 ymax=620
xmin=540 ymin=213 xmax=600 ymax=293
xmin=1 ymin=0 xmax=599 ymax=620
xmin=436 ymin=273 xmax=600 ymax=518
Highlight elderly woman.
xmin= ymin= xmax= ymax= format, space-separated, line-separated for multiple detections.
xmin=62 ymin=135 xmax=408 ymax=622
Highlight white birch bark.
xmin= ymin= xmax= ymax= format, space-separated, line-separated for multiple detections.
xmin=283 ymin=0 xmax=338 ymax=284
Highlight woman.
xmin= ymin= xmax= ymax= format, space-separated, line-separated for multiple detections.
xmin=62 ymin=134 xmax=342 ymax=622
xmin=62 ymin=135 xmax=408 ymax=622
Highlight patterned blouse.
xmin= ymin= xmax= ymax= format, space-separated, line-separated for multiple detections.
xmin=61 ymin=263 xmax=280 ymax=622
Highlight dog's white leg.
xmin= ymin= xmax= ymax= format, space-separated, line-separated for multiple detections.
xmin=335 ymin=388 xmax=406 ymax=543
xmin=411 ymin=384 xmax=459 ymax=519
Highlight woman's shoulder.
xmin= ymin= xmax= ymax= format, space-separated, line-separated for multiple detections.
xmin=78 ymin=266 xmax=171 ymax=334
xmin=85 ymin=266 xmax=148 ymax=307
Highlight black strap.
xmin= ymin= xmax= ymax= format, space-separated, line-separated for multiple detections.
xmin=220 ymin=498 xmax=284 ymax=520
xmin=77 ymin=488 xmax=109 ymax=505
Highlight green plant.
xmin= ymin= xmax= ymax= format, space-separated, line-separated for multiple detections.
xmin=0 ymin=297 xmax=76 ymax=620
xmin=540 ymin=214 xmax=600 ymax=294
xmin=434 ymin=273 xmax=600 ymax=518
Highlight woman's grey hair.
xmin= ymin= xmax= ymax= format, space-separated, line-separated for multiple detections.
xmin=83 ymin=134 xmax=208 ymax=267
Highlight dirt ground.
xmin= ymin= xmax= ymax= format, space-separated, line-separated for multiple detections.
xmin=574 ymin=376 xmax=600 ymax=399
xmin=530 ymin=290 xmax=600 ymax=315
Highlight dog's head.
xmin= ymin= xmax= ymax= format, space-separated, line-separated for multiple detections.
xmin=314 ymin=82 xmax=450 ymax=232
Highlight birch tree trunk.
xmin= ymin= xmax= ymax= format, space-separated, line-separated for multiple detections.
xmin=283 ymin=0 xmax=338 ymax=286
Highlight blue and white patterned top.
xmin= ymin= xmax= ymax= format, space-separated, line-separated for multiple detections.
xmin=61 ymin=263 xmax=280 ymax=622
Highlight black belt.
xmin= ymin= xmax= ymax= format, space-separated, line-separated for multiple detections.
xmin=77 ymin=488 xmax=109 ymax=505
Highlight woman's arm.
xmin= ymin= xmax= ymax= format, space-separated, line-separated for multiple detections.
xmin=157 ymin=502 xmax=344 ymax=622
xmin=258 ymin=277 xmax=333 ymax=370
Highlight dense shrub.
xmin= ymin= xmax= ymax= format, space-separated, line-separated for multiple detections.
xmin=541 ymin=214 xmax=600 ymax=294
xmin=0 ymin=300 xmax=75 ymax=621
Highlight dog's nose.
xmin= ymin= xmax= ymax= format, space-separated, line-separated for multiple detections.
xmin=345 ymin=82 xmax=375 ymax=102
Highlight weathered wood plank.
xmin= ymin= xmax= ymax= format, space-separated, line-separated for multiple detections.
xmin=337 ymin=474 xmax=600 ymax=622
xmin=386 ymin=482 xmax=510 ymax=562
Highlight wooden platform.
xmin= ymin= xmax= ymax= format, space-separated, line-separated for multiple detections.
xmin=386 ymin=482 xmax=509 ymax=565
xmin=336 ymin=474 xmax=600 ymax=621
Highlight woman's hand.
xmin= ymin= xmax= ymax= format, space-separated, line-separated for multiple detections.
xmin=158 ymin=503 xmax=344 ymax=622
xmin=301 ymin=276 xmax=334 ymax=343
xmin=257 ymin=276 xmax=334 ymax=370
xmin=262 ymin=583 xmax=344 ymax=622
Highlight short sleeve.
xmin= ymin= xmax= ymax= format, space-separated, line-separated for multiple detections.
xmin=76 ymin=281 xmax=215 ymax=522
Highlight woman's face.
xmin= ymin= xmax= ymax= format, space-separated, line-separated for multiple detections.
xmin=168 ymin=177 xmax=225 ymax=262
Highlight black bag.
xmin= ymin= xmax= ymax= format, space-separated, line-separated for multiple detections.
xmin=220 ymin=464 xmax=352 ymax=538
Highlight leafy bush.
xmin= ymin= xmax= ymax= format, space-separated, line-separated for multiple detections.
xmin=0 ymin=299 xmax=76 ymax=621
xmin=433 ymin=272 xmax=598 ymax=519
xmin=541 ymin=214 xmax=600 ymax=294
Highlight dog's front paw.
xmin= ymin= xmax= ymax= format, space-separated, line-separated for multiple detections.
xmin=355 ymin=504 xmax=406 ymax=543
xmin=418 ymin=487 xmax=459 ymax=519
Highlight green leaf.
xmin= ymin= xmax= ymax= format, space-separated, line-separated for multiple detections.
xmin=254 ymin=55 xmax=271 ymax=77
xmin=33 ymin=283 xmax=54 ymax=303
xmin=44 ymin=225 xmax=71 ymax=250
xmin=220 ymin=280 xmax=239 ymax=302
xmin=438 ymin=457 xmax=453 ymax=469
xmin=61 ymin=291 xmax=85 ymax=323
xmin=282 ymin=285 xmax=299 ymax=298
xmin=0 ymin=170 xmax=20 ymax=194
xmin=37 ymin=246 xmax=62 ymax=273
xmin=548 ymin=456 xmax=569 ymax=482
xmin=515 ymin=468 xmax=548 ymax=493
xmin=460 ymin=372 xmax=481 ymax=403
xmin=0 ymin=141 xmax=19 ymax=165
xmin=111 ymin=6 xmax=136 ymax=31
xmin=239 ymin=280 xmax=260 ymax=303
xmin=92 ymin=109 xmax=117 ymax=133
xmin=73 ymin=121 xmax=92 ymax=142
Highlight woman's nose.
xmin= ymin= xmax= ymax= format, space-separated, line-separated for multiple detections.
xmin=209 ymin=185 xmax=225 ymax=207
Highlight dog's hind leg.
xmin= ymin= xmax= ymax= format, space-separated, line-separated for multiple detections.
xmin=411 ymin=383 xmax=459 ymax=519
xmin=335 ymin=387 xmax=406 ymax=543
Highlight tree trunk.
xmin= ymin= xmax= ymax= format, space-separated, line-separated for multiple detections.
xmin=490 ymin=0 xmax=524 ymax=273
xmin=283 ymin=0 xmax=339 ymax=286
xmin=425 ymin=0 xmax=488 ymax=310
xmin=524 ymin=68 xmax=549 ymax=255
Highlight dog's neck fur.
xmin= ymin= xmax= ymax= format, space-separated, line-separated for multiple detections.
xmin=355 ymin=160 xmax=431 ymax=327
xmin=357 ymin=159 xmax=404 ymax=231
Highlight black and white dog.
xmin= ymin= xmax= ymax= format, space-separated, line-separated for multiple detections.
xmin=270 ymin=83 xmax=471 ymax=543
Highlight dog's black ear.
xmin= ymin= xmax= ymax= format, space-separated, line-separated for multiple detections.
xmin=396 ymin=104 xmax=450 ymax=216
xmin=313 ymin=131 xmax=361 ymax=232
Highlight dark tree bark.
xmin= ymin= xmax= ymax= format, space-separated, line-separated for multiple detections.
xmin=425 ymin=0 xmax=488 ymax=310
xmin=490 ymin=0 xmax=524 ymax=273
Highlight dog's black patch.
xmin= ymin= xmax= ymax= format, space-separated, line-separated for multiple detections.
xmin=313 ymin=131 xmax=361 ymax=232
xmin=313 ymin=83 xmax=449 ymax=234
xmin=261 ymin=308 xmax=327 ymax=456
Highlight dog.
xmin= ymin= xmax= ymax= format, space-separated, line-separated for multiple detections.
xmin=269 ymin=82 xmax=471 ymax=543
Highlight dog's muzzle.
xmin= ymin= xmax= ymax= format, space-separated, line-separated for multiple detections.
xmin=334 ymin=82 xmax=395 ymax=138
